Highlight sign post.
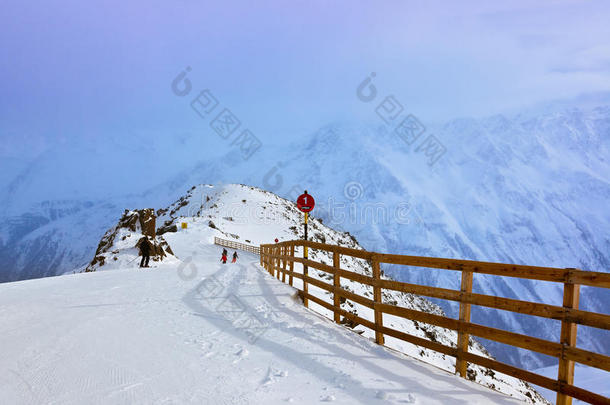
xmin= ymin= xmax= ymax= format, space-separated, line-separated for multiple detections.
xmin=297 ymin=190 xmax=315 ymax=308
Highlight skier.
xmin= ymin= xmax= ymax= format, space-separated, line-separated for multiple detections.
xmin=137 ymin=237 xmax=153 ymax=268
xmin=221 ymin=251 xmax=228 ymax=264
xmin=232 ymin=251 xmax=238 ymax=263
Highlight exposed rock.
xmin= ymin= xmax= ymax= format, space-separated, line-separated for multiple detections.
xmin=85 ymin=209 xmax=173 ymax=272
xmin=157 ymin=223 xmax=178 ymax=235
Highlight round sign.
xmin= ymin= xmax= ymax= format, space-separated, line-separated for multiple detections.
xmin=297 ymin=192 xmax=315 ymax=213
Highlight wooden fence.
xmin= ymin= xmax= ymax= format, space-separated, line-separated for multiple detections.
xmin=214 ymin=237 xmax=260 ymax=255
xmin=260 ymin=239 xmax=610 ymax=405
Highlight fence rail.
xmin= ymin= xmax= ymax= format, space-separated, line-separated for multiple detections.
xmin=214 ymin=237 xmax=260 ymax=255
xmin=260 ymin=240 xmax=610 ymax=405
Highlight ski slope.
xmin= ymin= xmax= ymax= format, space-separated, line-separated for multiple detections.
xmin=0 ymin=244 xmax=526 ymax=404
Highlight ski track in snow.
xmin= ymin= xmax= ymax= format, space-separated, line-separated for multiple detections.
xmin=0 ymin=244 xmax=524 ymax=404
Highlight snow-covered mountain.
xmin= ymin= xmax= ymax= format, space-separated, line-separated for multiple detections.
xmin=82 ymin=183 xmax=547 ymax=403
xmin=157 ymin=106 xmax=610 ymax=370
xmin=0 ymin=200 xmax=123 ymax=282
xmin=1 ymin=103 xmax=608 ymax=372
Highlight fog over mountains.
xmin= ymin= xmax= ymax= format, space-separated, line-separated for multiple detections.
xmin=1 ymin=99 xmax=608 ymax=370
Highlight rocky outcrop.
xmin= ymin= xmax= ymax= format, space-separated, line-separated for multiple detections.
xmin=85 ymin=209 xmax=174 ymax=272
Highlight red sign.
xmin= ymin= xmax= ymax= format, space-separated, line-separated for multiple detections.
xmin=297 ymin=192 xmax=315 ymax=213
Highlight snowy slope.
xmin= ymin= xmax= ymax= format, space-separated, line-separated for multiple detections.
xmin=0 ymin=244 xmax=533 ymax=404
xmin=82 ymin=183 xmax=545 ymax=403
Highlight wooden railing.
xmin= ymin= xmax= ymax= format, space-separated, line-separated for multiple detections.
xmin=214 ymin=237 xmax=260 ymax=255
xmin=260 ymin=240 xmax=610 ymax=405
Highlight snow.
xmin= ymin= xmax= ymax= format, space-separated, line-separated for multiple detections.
xmin=0 ymin=245 xmax=526 ymax=404
xmin=78 ymin=183 xmax=547 ymax=403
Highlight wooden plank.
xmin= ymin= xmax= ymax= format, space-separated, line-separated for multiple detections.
xmin=303 ymin=243 xmax=309 ymax=308
xmin=276 ymin=266 xmax=374 ymax=311
xmin=339 ymin=308 xmax=377 ymax=331
xmin=269 ymin=246 xmax=273 ymax=276
xmin=273 ymin=246 xmax=278 ymax=278
xmin=376 ymin=253 xmax=610 ymax=288
xmin=561 ymin=383 xmax=610 ymax=405
xmin=557 ymin=279 xmax=580 ymax=405
xmin=289 ymin=240 xmax=610 ymax=289
xmin=337 ymin=268 xmax=376 ymax=287
xmin=288 ymin=256 xmax=377 ymax=287
xmin=335 ymin=283 xmax=376 ymax=309
xmin=299 ymin=291 xmax=336 ymax=313
xmin=290 ymin=256 xmax=336 ymax=275
xmin=456 ymin=269 xmax=474 ymax=378
xmin=380 ymin=326 xmax=457 ymax=357
xmin=289 ymin=245 xmax=295 ymax=287
xmin=298 ymin=290 xmax=376 ymax=332
xmin=378 ymin=278 xmax=610 ymax=330
xmin=333 ymin=252 xmax=341 ymax=324
xmin=378 ymin=303 xmax=458 ymax=330
xmin=462 ymin=351 xmax=610 ymax=404
xmin=281 ymin=246 xmax=287 ymax=283
xmin=564 ymin=346 xmax=610 ymax=372
xmin=262 ymin=246 xmax=268 ymax=273
xmin=302 ymin=274 xmax=334 ymax=294
xmin=465 ymin=322 xmax=563 ymax=358
xmin=461 ymin=351 xmax=559 ymax=391
xmin=372 ymin=260 xmax=385 ymax=345
xmin=299 ymin=240 xmax=374 ymax=260
xmin=568 ymin=271 xmax=610 ymax=289
xmin=377 ymin=303 xmax=564 ymax=358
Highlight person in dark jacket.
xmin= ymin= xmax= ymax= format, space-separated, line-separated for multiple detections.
xmin=232 ymin=251 xmax=238 ymax=263
xmin=138 ymin=237 xmax=153 ymax=268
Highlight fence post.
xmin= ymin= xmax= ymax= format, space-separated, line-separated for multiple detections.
xmin=278 ymin=245 xmax=283 ymax=280
xmin=275 ymin=246 xmax=280 ymax=278
xmin=333 ymin=251 xmax=341 ymax=323
xmin=275 ymin=245 xmax=279 ymax=279
xmin=288 ymin=245 xmax=295 ymax=287
xmin=303 ymin=243 xmax=309 ymax=308
xmin=456 ymin=269 xmax=474 ymax=378
xmin=269 ymin=246 xmax=274 ymax=276
xmin=372 ymin=258 xmax=385 ymax=345
xmin=260 ymin=245 xmax=263 ymax=267
xmin=281 ymin=245 xmax=287 ymax=283
xmin=557 ymin=269 xmax=580 ymax=405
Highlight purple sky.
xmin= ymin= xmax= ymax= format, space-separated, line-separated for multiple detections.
xmin=1 ymin=0 xmax=610 ymax=157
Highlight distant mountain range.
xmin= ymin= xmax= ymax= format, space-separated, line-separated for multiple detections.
xmin=1 ymin=101 xmax=608 ymax=371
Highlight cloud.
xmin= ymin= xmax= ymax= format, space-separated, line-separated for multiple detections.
xmin=1 ymin=0 xmax=609 ymax=141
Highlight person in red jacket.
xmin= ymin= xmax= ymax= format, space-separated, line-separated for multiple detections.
xmin=221 ymin=252 xmax=228 ymax=264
